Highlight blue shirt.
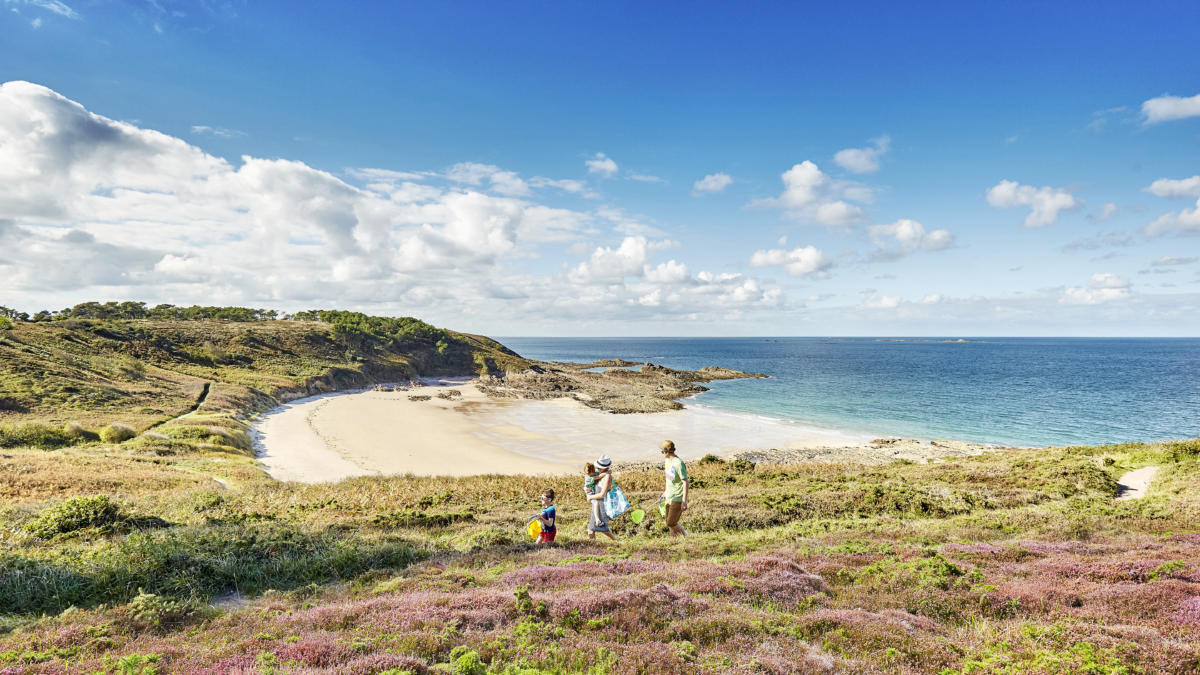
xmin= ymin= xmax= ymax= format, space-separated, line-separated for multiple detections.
xmin=541 ymin=505 xmax=556 ymax=532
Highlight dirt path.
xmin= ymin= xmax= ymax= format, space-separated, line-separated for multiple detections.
xmin=146 ymin=381 xmax=211 ymax=430
xmin=1116 ymin=465 xmax=1160 ymax=500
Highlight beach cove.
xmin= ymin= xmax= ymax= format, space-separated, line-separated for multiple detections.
xmin=251 ymin=379 xmax=1000 ymax=482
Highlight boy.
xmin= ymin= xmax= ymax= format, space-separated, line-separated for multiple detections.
xmin=536 ymin=488 xmax=557 ymax=544
xmin=660 ymin=440 xmax=689 ymax=537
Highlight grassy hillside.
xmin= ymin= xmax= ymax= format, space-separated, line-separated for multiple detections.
xmin=0 ymin=307 xmax=529 ymax=448
xmin=0 ymin=306 xmax=1198 ymax=673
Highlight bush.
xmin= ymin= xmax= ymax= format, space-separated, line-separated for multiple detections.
xmin=0 ymin=423 xmax=75 ymax=449
xmin=25 ymin=495 xmax=128 ymax=538
xmin=124 ymin=589 xmax=192 ymax=628
xmin=63 ymin=422 xmax=100 ymax=442
xmin=100 ymin=423 xmax=137 ymax=444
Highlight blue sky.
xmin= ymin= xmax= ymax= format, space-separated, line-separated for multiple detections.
xmin=2 ymin=1 xmax=1199 ymax=335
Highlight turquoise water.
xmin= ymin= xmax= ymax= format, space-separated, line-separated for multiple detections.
xmin=498 ymin=337 xmax=1200 ymax=447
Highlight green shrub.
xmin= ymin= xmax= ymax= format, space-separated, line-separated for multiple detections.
xmin=100 ymin=423 xmax=137 ymax=444
xmin=0 ymin=317 xmax=12 ymax=331
xmin=25 ymin=495 xmax=127 ymax=538
xmin=0 ymin=423 xmax=75 ymax=449
xmin=125 ymin=589 xmax=192 ymax=628
xmin=63 ymin=422 xmax=100 ymax=442
xmin=373 ymin=509 xmax=475 ymax=528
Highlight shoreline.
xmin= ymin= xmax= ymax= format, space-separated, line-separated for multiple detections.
xmin=252 ymin=379 xmax=999 ymax=483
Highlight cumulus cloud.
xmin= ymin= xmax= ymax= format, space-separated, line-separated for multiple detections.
xmin=692 ymin=172 xmax=733 ymax=195
xmin=833 ymin=135 xmax=890 ymax=174
xmin=867 ymin=219 xmax=954 ymax=261
xmin=1061 ymin=273 xmax=1132 ymax=305
xmin=1144 ymin=176 xmax=1200 ymax=199
xmin=751 ymin=160 xmax=872 ymax=226
xmin=644 ymin=260 xmax=689 ymax=283
xmin=986 ymin=179 xmax=1081 ymax=227
xmin=860 ymin=293 xmax=901 ymax=309
xmin=1143 ymin=175 xmax=1200 ymax=237
xmin=585 ymin=152 xmax=618 ymax=177
xmin=444 ymin=162 xmax=530 ymax=197
xmin=569 ymin=236 xmax=649 ymax=283
xmin=1141 ymin=92 xmax=1200 ymax=124
xmin=749 ymin=245 xmax=833 ymax=278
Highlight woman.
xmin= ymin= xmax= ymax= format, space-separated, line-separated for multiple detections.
xmin=586 ymin=454 xmax=616 ymax=540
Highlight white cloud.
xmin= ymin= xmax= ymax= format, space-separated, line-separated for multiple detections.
xmin=985 ymin=179 xmax=1081 ymax=227
xmin=191 ymin=125 xmax=245 ymax=139
xmin=569 ymin=236 xmax=648 ymax=283
xmin=692 ymin=172 xmax=733 ymax=195
xmin=585 ymin=152 xmax=618 ymax=177
xmin=17 ymin=0 xmax=79 ymax=19
xmin=629 ymin=174 xmax=664 ymax=183
xmin=530 ymin=176 xmax=598 ymax=198
xmin=30 ymin=16 xmax=41 ymax=27
xmin=1143 ymin=176 xmax=1200 ymax=237
xmin=751 ymin=160 xmax=871 ymax=226
xmin=1144 ymin=176 xmax=1200 ymax=199
xmin=919 ymin=294 xmax=944 ymax=304
xmin=1061 ymin=273 xmax=1132 ymax=304
xmin=833 ymin=135 xmax=890 ymax=174
xmin=644 ymin=260 xmax=688 ymax=283
xmin=1141 ymin=93 xmax=1200 ymax=124
xmin=444 ymin=162 xmax=530 ymax=197
xmin=1088 ymin=202 xmax=1119 ymax=222
xmin=860 ymin=293 xmax=901 ymax=309
xmin=749 ymin=245 xmax=833 ymax=278
xmin=867 ymin=219 xmax=954 ymax=261
xmin=1152 ymin=256 xmax=1198 ymax=266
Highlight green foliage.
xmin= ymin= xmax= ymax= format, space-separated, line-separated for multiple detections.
xmin=0 ymin=423 xmax=75 ymax=449
xmin=446 ymin=645 xmax=487 ymax=675
xmin=372 ymin=509 xmax=475 ymax=528
xmin=0 ymin=317 xmax=12 ymax=331
xmin=32 ymin=301 xmax=277 ymax=322
xmin=24 ymin=495 xmax=128 ymax=538
xmin=114 ymin=652 xmax=161 ymax=675
xmin=295 ymin=309 xmax=458 ymax=354
xmin=99 ymin=423 xmax=137 ymax=444
xmin=125 ymin=589 xmax=192 ymax=628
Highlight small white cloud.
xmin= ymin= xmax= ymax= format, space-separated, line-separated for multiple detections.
xmin=919 ymin=293 xmax=944 ymax=304
xmin=585 ymin=152 xmax=618 ymax=177
xmin=1145 ymin=176 xmax=1200 ymax=199
xmin=833 ymin=135 xmax=890 ymax=174
xmin=752 ymin=160 xmax=872 ymax=226
xmin=569 ymin=236 xmax=647 ymax=283
xmin=861 ymin=293 xmax=901 ymax=309
xmin=1152 ymin=256 xmax=1198 ymax=266
xmin=629 ymin=173 xmax=664 ymax=183
xmin=23 ymin=0 xmax=79 ymax=19
xmin=868 ymin=219 xmax=954 ymax=261
xmin=1088 ymin=202 xmax=1119 ymax=222
xmin=1141 ymin=92 xmax=1200 ymax=124
xmin=30 ymin=16 xmax=42 ymax=27
xmin=191 ymin=125 xmax=246 ymax=139
xmin=529 ymin=176 xmax=598 ymax=199
xmin=986 ymin=179 xmax=1081 ymax=227
xmin=644 ymin=260 xmax=688 ymax=283
xmin=692 ymin=172 xmax=733 ymax=195
xmin=749 ymin=245 xmax=833 ymax=278
xmin=1004 ymin=135 xmax=1019 ymax=145
xmin=1061 ymin=273 xmax=1132 ymax=304
xmin=444 ymin=162 xmax=530 ymax=197
xmin=1144 ymin=198 xmax=1200 ymax=237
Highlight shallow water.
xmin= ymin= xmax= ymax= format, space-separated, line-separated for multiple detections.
xmin=500 ymin=337 xmax=1200 ymax=447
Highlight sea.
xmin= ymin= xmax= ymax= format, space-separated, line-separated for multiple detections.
xmin=498 ymin=337 xmax=1200 ymax=448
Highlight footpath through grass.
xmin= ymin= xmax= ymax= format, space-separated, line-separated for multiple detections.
xmin=1 ymin=437 xmax=1198 ymax=673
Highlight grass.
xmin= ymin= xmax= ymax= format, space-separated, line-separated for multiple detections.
xmin=0 ymin=436 xmax=1197 ymax=673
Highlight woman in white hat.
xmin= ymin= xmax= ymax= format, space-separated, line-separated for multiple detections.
xmin=586 ymin=454 xmax=616 ymax=540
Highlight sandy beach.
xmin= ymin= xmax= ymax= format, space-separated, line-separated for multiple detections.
xmin=253 ymin=380 xmax=993 ymax=483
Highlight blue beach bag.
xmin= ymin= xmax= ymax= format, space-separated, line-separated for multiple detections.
xmin=605 ymin=484 xmax=631 ymax=519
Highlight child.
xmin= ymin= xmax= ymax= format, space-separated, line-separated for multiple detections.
xmin=583 ymin=462 xmax=600 ymax=533
xmin=535 ymin=488 xmax=556 ymax=544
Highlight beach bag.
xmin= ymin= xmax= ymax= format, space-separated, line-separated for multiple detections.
xmin=604 ymin=484 xmax=631 ymax=519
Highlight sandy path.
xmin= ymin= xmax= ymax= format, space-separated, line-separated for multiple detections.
xmin=1116 ymin=465 xmax=1159 ymax=500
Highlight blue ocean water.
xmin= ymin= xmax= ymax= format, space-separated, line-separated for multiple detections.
xmin=498 ymin=337 xmax=1200 ymax=448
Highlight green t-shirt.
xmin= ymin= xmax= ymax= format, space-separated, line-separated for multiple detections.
xmin=663 ymin=456 xmax=688 ymax=502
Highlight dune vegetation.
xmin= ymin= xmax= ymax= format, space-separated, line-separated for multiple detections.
xmin=0 ymin=306 xmax=1198 ymax=673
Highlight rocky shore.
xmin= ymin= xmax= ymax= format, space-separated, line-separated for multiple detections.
xmin=475 ymin=359 xmax=766 ymax=414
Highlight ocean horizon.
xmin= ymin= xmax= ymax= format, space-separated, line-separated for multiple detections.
xmin=499 ymin=336 xmax=1200 ymax=448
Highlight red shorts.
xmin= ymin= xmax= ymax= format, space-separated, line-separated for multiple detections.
xmin=537 ymin=529 xmax=556 ymax=543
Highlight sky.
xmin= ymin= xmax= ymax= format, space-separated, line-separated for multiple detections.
xmin=1 ymin=1 xmax=1199 ymax=336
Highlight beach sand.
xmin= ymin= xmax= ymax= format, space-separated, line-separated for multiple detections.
xmin=254 ymin=380 xmax=989 ymax=483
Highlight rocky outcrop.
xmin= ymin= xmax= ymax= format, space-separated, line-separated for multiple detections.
xmin=476 ymin=359 xmax=764 ymax=414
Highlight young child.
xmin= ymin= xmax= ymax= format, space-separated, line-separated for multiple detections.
xmin=535 ymin=488 xmax=556 ymax=544
xmin=583 ymin=462 xmax=600 ymax=531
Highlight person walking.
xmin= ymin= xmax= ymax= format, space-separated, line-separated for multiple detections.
xmin=660 ymin=440 xmax=689 ymax=537
xmin=586 ymin=455 xmax=616 ymax=540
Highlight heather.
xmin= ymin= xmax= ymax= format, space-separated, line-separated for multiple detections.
xmin=2 ymin=436 xmax=1199 ymax=673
